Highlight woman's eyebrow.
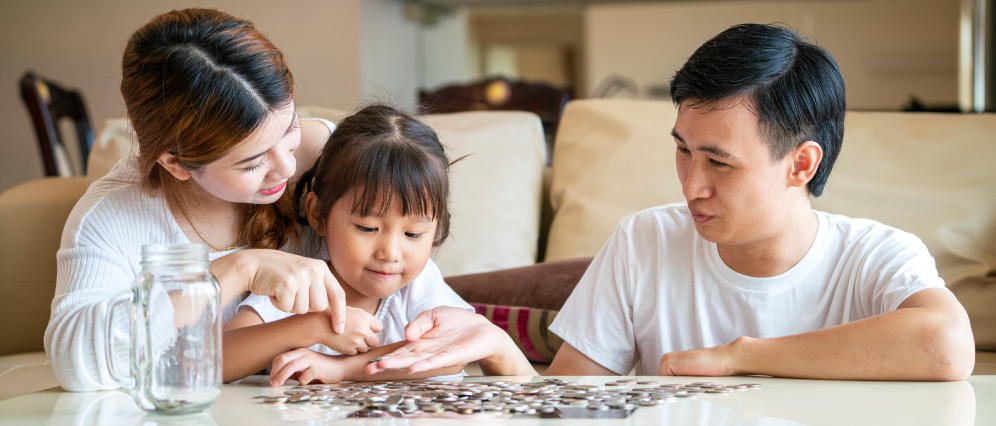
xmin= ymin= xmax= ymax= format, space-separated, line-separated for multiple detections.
xmin=282 ymin=111 xmax=298 ymax=137
xmin=234 ymin=149 xmax=268 ymax=165
xmin=234 ymin=112 xmax=298 ymax=165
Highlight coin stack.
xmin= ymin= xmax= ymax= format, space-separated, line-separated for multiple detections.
xmin=252 ymin=379 xmax=762 ymax=416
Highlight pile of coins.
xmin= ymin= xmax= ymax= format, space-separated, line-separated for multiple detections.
xmin=252 ymin=379 xmax=762 ymax=416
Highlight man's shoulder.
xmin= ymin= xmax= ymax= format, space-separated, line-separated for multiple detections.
xmin=615 ymin=202 xmax=697 ymax=238
xmin=620 ymin=201 xmax=693 ymax=227
xmin=817 ymin=211 xmax=931 ymax=261
xmin=819 ymin=211 xmax=925 ymax=246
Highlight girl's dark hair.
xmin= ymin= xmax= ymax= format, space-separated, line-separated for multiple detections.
xmin=122 ymin=8 xmax=296 ymax=249
xmin=669 ymin=23 xmax=846 ymax=197
xmin=295 ymin=105 xmax=452 ymax=246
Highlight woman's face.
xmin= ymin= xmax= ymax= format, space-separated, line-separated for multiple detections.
xmin=188 ymin=103 xmax=301 ymax=204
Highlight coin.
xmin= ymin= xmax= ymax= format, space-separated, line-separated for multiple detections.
xmin=368 ymin=355 xmax=391 ymax=363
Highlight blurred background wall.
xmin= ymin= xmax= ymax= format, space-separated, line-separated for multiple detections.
xmin=0 ymin=0 xmax=961 ymax=193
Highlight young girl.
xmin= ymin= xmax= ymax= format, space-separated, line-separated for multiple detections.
xmin=223 ymin=105 xmax=473 ymax=386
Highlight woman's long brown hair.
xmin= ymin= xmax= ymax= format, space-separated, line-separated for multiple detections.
xmin=122 ymin=8 xmax=296 ymax=249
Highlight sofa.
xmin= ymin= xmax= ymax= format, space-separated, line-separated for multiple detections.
xmin=1 ymin=99 xmax=994 ymax=400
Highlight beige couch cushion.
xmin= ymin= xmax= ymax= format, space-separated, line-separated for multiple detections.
xmin=545 ymin=99 xmax=683 ymax=262
xmin=88 ymin=106 xmax=547 ymax=277
xmin=0 ymin=177 xmax=90 ymax=356
xmin=546 ymin=99 xmax=996 ymax=349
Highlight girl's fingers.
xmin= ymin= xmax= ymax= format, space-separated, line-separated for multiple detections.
xmin=298 ymin=366 xmax=319 ymax=386
xmin=365 ymin=334 xmax=380 ymax=349
xmin=271 ymin=356 xmax=310 ymax=387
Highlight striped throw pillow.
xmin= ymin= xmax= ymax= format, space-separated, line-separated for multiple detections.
xmin=471 ymin=303 xmax=564 ymax=363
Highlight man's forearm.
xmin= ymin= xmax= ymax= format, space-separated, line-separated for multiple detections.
xmin=731 ymin=292 xmax=974 ymax=381
xmin=222 ymin=315 xmax=319 ymax=382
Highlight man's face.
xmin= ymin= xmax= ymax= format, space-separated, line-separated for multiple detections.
xmin=672 ymin=99 xmax=794 ymax=246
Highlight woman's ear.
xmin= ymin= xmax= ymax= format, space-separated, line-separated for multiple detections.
xmin=157 ymin=153 xmax=193 ymax=181
xmin=305 ymin=192 xmax=325 ymax=236
xmin=787 ymin=141 xmax=823 ymax=189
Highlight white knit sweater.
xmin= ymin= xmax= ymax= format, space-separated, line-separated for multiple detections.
xmin=43 ymin=157 xmax=248 ymax=391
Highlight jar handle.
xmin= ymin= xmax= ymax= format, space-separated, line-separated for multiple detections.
xmin=103 ymin=291 xmax=135 ymax=388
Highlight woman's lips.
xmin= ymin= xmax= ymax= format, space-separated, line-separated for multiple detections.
xmin=259 ymin=181 xmax=287 ymax=196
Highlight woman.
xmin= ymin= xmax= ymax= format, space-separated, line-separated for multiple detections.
xmin=45 ymin=8 xmax=351 ymax=391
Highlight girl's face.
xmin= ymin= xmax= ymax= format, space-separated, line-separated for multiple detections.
xmin=186 ymin=103 xmax=301 ymax=204
xmin=312 ymin=192 xmax=438 ymax=300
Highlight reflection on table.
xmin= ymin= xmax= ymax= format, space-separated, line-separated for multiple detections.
xmin=2 ymin=375 xmax=991 ymax=425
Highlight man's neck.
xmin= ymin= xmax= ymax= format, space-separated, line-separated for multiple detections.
xmin=717 ymin=206 xmax=819 ymax=278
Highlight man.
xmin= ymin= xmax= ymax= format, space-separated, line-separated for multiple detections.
xmin=541 ymin=23 xmax=974 ymax=380
xmin=370 ymin=23 xmax=974 ymax=381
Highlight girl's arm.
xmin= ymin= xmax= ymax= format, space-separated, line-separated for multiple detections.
xmin=269 ymin=342 xmax=466 ymax=387
xmin=222 ymin=308 xmax=321 ymax=382
xmin=222 ymin=306 xmax=384 ymax=382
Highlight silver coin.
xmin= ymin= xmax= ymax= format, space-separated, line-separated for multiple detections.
xmin=367 ymin=354 xmax=391 ymax=363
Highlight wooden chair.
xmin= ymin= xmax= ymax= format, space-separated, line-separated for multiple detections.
xmin=19 ymin=72 xmax=95 ymax=176
xmin=419 ymin=78 xmax=572 ymax=159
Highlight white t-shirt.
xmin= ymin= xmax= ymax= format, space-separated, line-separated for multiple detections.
xmin=548 ymin=202 xmax=947 ymax=376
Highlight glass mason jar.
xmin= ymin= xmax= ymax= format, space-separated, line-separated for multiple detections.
xmin=103 ymin=244 xmax=222 ymax=415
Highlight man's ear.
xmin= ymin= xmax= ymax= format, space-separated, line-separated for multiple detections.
xmin=157 ymin=153 xmax=193 ymax=181
xmin=305 ymin=192 xmax=325 ymax=236
xmin=787 ymin=141 xmax=823 ymax=189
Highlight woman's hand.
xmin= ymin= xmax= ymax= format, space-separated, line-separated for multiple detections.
xmin=270 ymin=348 xmax=345 ymax=387
xmin=211 ymin=249 xmax=347 ymax=333
xmin=366 ymin=306 xmax=537 ymax=376
xmin=315 ymin=307 xmax=383 ymax=355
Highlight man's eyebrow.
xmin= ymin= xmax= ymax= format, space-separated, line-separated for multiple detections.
xmin=670 ymin=128 xmax=684 ymax=143
xmin=671 ymin=128 xmax=735 ymax=159
xmin=698 ymin=146 xmax=734 ymax=159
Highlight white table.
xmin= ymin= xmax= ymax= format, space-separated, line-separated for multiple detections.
xmin=2 ymin=375 xmax=994 ymax=425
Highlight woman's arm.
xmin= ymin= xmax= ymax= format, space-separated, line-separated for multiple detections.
xmin=222 ymin=308 xmax=321 ymax=382
xmin=293 ymin=118 xmax=333 ymax=182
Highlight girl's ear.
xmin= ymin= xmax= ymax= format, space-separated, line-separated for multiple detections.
xmin=305 ymin=192 xmax=325 ymax=236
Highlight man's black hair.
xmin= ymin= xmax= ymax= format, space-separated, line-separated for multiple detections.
xmin=669 ymin=23 xmax=846 ymax=197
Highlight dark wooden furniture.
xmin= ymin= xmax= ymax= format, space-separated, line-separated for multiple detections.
xmin=19 ymin=72 xmax=95 ymax=176
xmin=419 ymin=78 xmax=572 ymax=158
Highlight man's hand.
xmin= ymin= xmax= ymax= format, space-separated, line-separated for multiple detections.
xmin=658 ymin=339 xmax=742 ymax=377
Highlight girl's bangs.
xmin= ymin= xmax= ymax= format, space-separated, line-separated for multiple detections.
xmin=349 ymin=142 xmax=446 ymax=222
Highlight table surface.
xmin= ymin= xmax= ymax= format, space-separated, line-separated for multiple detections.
xmin=1 ymin=375 xmax=994 ymax=426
